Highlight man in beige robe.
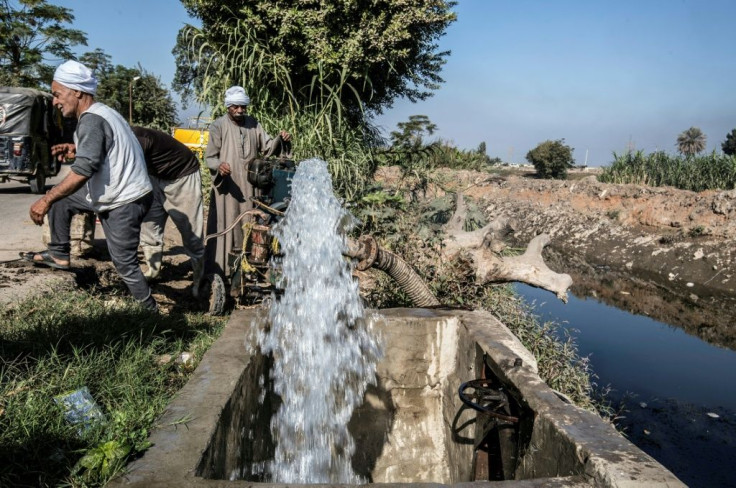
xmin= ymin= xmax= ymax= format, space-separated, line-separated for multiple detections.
xmin=204 ymin=86 xmax=290 ymax=279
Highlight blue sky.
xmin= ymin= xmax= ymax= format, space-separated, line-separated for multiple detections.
xmin=60 ymin=0 xmax=736 ymax=165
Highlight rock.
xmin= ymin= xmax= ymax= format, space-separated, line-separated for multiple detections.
xmin=712 ymin=190 xmax=736 ymax=215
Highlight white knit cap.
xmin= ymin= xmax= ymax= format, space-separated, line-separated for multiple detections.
xmin=224 ymin=86 xmax=250 ymax=107
xmin=53 ymin=60 xmax=98 ymax=96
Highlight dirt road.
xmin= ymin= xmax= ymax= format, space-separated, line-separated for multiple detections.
xmin=0 ymin=166 xmax=76 ymax=305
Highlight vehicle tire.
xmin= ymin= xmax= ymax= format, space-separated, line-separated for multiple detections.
xmin=29 ymin=168 xmax=46 ymax=194
xmin=203 ymin=273 xmax=227 ymax=316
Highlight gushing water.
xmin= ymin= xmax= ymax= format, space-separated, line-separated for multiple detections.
xmin=257 ymin=158 xmax=383 ymax=483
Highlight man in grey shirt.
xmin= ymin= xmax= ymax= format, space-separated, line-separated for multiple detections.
xmin=27 ymin=60 xmax=156 ymax=310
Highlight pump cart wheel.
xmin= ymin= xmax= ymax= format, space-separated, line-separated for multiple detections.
xmin=203 ymin=273 xmax=226 ymax=316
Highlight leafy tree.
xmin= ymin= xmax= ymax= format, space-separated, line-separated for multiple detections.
xmin=173 ymin=0 xmax=457 ymax=119
xmin=526 ymin=139 xmax=575 ymax=179
xmin=676 ymin=127 xmax=706 ymax=157
xmin=390 ymin=115 xmax=438 ymax=148
xmin=722 ymin=129 xmax=736 ymax=156
xmin=79 ymin=49 xmax=178 ymax=131
xmin=477 ymin=141 xmax=487 ymax=155
xmin=0 ymin=0 xmax=87 ymax=88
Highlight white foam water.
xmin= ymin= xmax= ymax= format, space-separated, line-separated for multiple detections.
xmin=257 ymin=158 xmax=383 ymax=483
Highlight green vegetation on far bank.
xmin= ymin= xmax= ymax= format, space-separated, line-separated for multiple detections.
xmin=599 ymin=150 xmax=736 ymax=191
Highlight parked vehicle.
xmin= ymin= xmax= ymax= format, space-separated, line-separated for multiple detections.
xmin=0 ymin=87 xmax=70 ymax=193
xmin=172 ymin=116 xmax=211 ymax=158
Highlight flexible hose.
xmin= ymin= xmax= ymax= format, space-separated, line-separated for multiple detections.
xmin=371 ymin=247 xmax=440 ymax=307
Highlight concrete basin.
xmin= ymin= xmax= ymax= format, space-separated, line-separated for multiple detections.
xmin=110 ymin=308 xmax=684 ymax=488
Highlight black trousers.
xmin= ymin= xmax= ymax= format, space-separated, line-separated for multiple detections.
xmin=46 ymin=187 xmax=156 ymax=310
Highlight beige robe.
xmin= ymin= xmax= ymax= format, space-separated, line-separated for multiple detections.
xmin=204 ymin=114 xmax=277 ymax=278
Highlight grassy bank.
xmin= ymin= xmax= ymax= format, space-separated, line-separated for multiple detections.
xmin=0 ymin=290 xmax=225 ymax=487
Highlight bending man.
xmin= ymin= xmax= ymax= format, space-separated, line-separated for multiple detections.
xmin=131 ymin=126 xmax=205 ymax=297
xmin=204 ymin=85 xmax=290 ymax=279
xmin=27 ymin=60 xmax=156 ymax=310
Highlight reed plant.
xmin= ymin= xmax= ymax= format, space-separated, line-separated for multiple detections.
xmin=599 ymin=150 xmax=736 ymax=191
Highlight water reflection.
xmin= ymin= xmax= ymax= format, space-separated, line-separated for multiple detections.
xmin=514 ymin=283 xmax=736 ymax=410
xmin=543 ymin=253 xmax=736 ymax=351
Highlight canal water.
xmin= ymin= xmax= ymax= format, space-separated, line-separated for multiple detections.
xmin=514 ymin=283 xmax=736 ymax=488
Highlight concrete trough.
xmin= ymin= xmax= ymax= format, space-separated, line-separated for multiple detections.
xmin=110 ymin=308 xmax=684 ymax=488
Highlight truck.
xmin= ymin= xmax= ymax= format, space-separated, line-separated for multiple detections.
xmin=0 ymin=87 xmax=70 ymax=193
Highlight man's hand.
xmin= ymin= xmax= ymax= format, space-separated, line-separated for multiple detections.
xmin=279 ymin=130 xmax=291 ymax=142
xmin=30 ymin=196 xmax=51 ymax=225
xmin=29 ymin=171 xmax=88 ymax=225
xmin=218 ymin=162 xmax=231 ymax=176
xmin=51 ymin=143 xmax=76 ymax=162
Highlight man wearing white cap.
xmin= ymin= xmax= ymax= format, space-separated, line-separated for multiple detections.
xmin=26 ymin=60 xmax=157 ymax=310
xmin=204 ymin=85 xmax=290 ymax=279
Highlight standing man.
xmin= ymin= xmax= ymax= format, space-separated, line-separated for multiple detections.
xmin=27 ymin=60 xmax=156 ymax=310
xmin=131 ymin=126 xmax=205 ymax=297
xmin=204 ymin=85 xmax=290 ymax=278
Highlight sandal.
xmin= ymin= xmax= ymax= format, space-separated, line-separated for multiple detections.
xmin=19 ymin=250 xmax=70 ymax=270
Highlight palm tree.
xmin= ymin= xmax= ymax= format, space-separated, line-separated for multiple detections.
xmin=676 ymin=127 xmax=707 ymax=156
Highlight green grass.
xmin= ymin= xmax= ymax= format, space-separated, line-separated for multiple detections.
xmin=0 ymin=290 xmax=225 ymax=487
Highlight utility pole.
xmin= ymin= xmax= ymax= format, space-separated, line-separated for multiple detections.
xmin=128 ymin=76 xmax=141 ymax=124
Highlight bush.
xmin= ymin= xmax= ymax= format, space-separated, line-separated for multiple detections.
xmin=526 ymin=139 xmax=575 ymax=179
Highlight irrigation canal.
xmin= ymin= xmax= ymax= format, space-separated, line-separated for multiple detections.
xmin=514 ymin=283 xmax=736 ymax=488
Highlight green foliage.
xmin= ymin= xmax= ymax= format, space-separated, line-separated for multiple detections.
xmin=172 ymin=9 xmax=399 ymax=201
xmin=427 ymin=141 xmax=501 ymax=171
xmin=174 ymin=0 xmax=457 ymax=117
xmin=0 ymin=290 xmax=225 ymax=486
xmin=599 ymin=150 xmax=736 ymax=191
xmin=380 ymin=116 xmax=500 ymax=186
xmin=0 ymin=0 xmax=87 ymax=88
xmin=73 ymin=440 xmax=131 ymax=482
xmin=722 ymin=128 xmax=736 ymax=156
xmin=390 ymin=114 xmax=437 ymax=148
xmin=676 ymin=126 xmax=707 ymax=157
xmin=79 ymin=49 xmax=178 ymax=131
xmin=526 ymin=139 xmax=575 ymax=179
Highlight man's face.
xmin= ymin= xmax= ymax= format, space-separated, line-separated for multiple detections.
xmin=51 ymin=81 xmax=80 ymax=118
xmin=227 ymin=104 xmax=247 ymax=122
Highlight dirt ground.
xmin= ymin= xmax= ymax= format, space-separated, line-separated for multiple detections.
xmin=0 ymin=221 xmax=199 ymax=313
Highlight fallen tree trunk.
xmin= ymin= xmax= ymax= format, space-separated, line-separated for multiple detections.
xmin=347 ymin=192 xmax=572 ymax=304
xmin=441 ymin=193 xmax=573 ymax=302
